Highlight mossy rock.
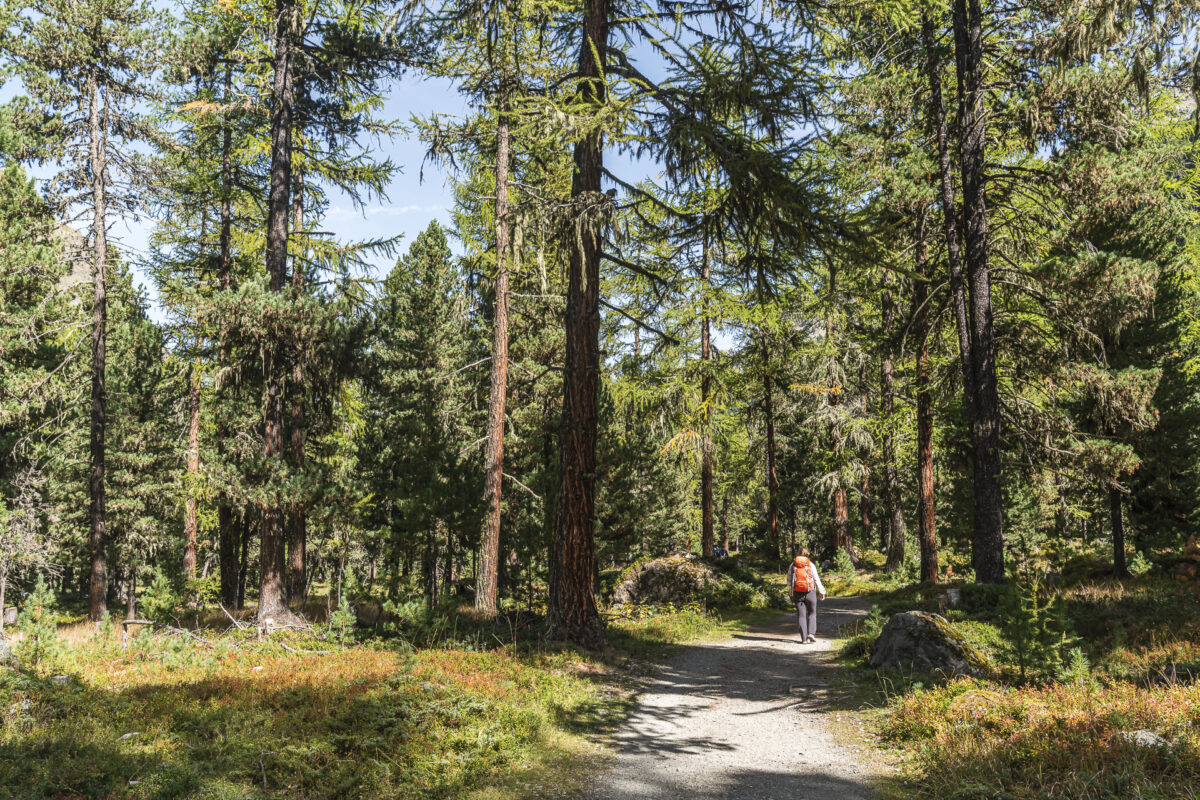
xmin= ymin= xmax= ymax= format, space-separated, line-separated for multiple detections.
xmin=611 ymin=555 xmax=721 ymax=607
xmin=869 ymin=611 xmax=992 ymax=677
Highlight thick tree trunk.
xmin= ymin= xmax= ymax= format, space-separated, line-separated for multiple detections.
xmin=881 ymin=270 xmax=906 ymax=574
xmin=260 ymin=0 xmax=296 ymax=623
xmin=477 ymin=97 xmax=512 ymax=615
xmin=700 ymin=232 xmax=714 ymax=557
xmin=217 ymin=64 xmax=238 ymax=608
xmin=287 ymin=169 xmax=307 ymax=607
xmin=913 ymin=211 xmax=939 ymax=583
xmin=1110 ymin=484 xmax=1128 ymax=577
xmin=546 ymin=0 xmax=609 ymax=648
xmin=953 ymin=0 xmax=1005 ymax=583
xmin=237 ymin=510 xmax=250 ymax=609
xmin=87 ymin=69 xmax=109 ymax=622
xmin=183 ymin=366 xmax=201 ymax=581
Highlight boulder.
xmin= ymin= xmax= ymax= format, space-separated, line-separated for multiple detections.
xmin=2 ymin=606 xmax=16 ymax=626
xmin=611 ymin=555 xmax=720 ymax=606
xmin=1111 ymin=729 xmax=1170 ymax=749
xmin=0 ymin=637 xmax=12 ymax=665
xmin=869 ymin=611 xmax=989 ymax=677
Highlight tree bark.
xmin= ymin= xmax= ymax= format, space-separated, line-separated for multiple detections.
xmin=830 ymin=386 xmax=856 ymax=563
xmin=0 ymin=572 xmax=7 ymax=633
xmin=476 ymin=93 xmax=512 ymax=615
xmin=913 ymin=210 xmax=939 ymax=583
xmin=217 ymin=63 xmax=238 ymax=607
xmin=237 ymin=510 xmax=250 ymax=609
xmin=881 ymin=269 xmax=906 ymax=574
xmin=259 ymin=0 xmax=296 ymax=623
xmin=183 ymin=365 xmax=201 ymax=581
xmin=756 ymin=262 xmax=779 ymax=560
xmin=87 ymin=67 xmax=109 ymax=622
xmin=857 ymin=363 xmax=874 ymax=550
xmin=547 ymin=0 xmax=609 ymax=649
xmin=700 ymin=230 xmax=714 ymax=557
xmin=1110 ymin=484 xmax=1128 ymax=577
xmin=287 ymin=167 xmax=307 ymax=607
xmin=953 ymin=0 xmax=1005 ymax=583
xmin=125 ymin=570 xmax=136 ymax=621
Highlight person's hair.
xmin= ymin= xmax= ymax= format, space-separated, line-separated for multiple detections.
xmin=799 ymin=548 xmax=810 ymax=558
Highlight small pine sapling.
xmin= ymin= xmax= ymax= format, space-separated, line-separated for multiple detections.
xmin=17 ymin=575 xmax=61 ymax=671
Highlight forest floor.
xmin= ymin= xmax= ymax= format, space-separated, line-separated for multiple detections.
xmin=585 ymin=598 xmax=891 ymax=800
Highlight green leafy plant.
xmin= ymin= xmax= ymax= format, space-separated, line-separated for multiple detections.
xmin=17 ymin=575 xmax=61 ymax=671
xmin=141 ymin=571 xmax=181 ymax=624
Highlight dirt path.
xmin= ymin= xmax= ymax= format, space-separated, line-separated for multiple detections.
xmin=587 ymin=598 xmax=882 ymax=800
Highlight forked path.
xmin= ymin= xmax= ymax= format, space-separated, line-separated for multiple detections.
xmin=587 ymin=598 xmax=882 ymax=800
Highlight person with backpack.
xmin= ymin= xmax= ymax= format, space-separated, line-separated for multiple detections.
xmin=789 ymin=548 xmax=826 ymax=643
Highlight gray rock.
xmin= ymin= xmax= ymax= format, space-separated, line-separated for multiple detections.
xmin=1112 ymin=729 xmax=1170 ymax=749
xmin=50 ymin=674 xmax=70 ymax=687
xmin=611 ymin=556 xmax=721 ymax=606
xmin=0 ymin=637 xmax=11 ymax=664
xmin=869 ymin=611 xmax=989 ymax=677
xmin=2 ymin=607 xmax=16 ymax=626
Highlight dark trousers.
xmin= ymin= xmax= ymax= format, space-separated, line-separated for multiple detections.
xmin=794 ymin=590 xmax=817 ymax=639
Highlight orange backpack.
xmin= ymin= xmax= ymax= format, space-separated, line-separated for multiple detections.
xmin=792 ymin=556 xmax=813 ymax=593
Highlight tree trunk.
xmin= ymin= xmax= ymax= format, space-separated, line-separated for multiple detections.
xmin=217 ymin=63 xmax=238 ymax=608
xmin=757 ymin=263 xmax=779 ymax=561
xmin=183 ymin=365 xmax=201 ymax=581
xmin=287 ymin=168 xmax=307 ymax=607
xmin=700 ymin=231 xmax=714 ymax=557
xmin=857 ymin=362 xmax=876 ymax=551
xmin=259 ymin=0 xmax=297 ymax=623
xmin=237 ymin=510 xmax=250 ymax=609
xmin=1110 ymin=484 xmax=1128 ymax=577
xmin=923 ymin=18 xmax=975 ymax=425
xmin=830 ymin=386 xmax=855 ymax=563
xmin=881 ymin=270 xmax=906 ymax=574
xmin=125 ymin=571 xmax=136 ymax=621
xmin=720 ymin=494 xmax=729 ymax=552
xmin=953 ymin=0 xmax=1005 ymax=583
xmin=0 ymin=572 xmax=7 ymax=633
xmin=477 ymin=94 xmax=512 ymax=615
xmin=87 ymin=67 xmax=109 ymax=623
xmin=913 ymin=210 xmax=939 ymax=583
xmin=546 ymin=0 xmax=609 ymax=649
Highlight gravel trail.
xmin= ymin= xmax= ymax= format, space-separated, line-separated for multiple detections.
xmin=587 ymin=597 xmax=882 ymax=800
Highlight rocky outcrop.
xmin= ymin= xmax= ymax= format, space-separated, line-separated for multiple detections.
xmin=611 ymin=555 xmax=721 ymax=606
xmin=869 ymin=611 xmax=989 ymax=677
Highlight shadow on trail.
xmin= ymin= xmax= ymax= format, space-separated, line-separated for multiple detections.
xmin=592 ymin=767 xmax=875 ymax=800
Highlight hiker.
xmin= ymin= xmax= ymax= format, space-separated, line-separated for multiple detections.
xmin=789 ymin=548 xmax=826 ymax=643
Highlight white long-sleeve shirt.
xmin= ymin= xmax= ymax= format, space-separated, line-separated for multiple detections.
xmin=788 ymin=560 xmax=826 ymax=596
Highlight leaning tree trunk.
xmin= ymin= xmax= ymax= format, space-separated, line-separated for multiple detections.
xmin=217 ymin=63 xmax=239 ymax=607
xmin=953 ymin=0 xmax=1005 ymax=583
xmin=259 ymin=0 xmax=297 ymax=623
xmin=913 ymin=210 xmax=939 ymax=583
xmin=881 ymin=269 xmax=907 ymax=574
xmin=1110 ymin=483 xmax=1129 ymax=578
xmin=477 ymin=93 xmax=513 ymax=615
xmin=287 ymin=167 xmax=307 ymax=607
xmin=183 ymin=365 xmax=201 ymax=581
xmin=87 ymin=67 xmax=109 ymax=623
xmin=546 ymin=0 xmax=609 ymax=649
xmin=700 ymin=231 xmax=714 ymax=557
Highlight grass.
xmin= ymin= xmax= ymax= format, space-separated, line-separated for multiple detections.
xmin=0 ymin=594 xmax=756 ymax=800
xmin=831 ymin=566 xmax=1200 ymax=800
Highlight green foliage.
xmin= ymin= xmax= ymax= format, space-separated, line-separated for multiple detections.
xmin=999 ymin=570 xmax=1073 ymax=683
xmin=16 ymin=575 xmax=59 ymax=671
xmin=832 ymin=548 xmax=855 ymax=578
xmin=329 ymin=593 xmax=356 ymax=645
xmin=140 ymin=571 xmax=181 ymax=624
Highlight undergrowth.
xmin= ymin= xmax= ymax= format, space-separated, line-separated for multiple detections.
xmin=0 ymin=597 xmax=744 ymax=800
xmin=837 ymin=568 xmax=1200 ymax=800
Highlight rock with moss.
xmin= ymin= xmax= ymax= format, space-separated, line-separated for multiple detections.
xmin=869 ymin=611 xmax=990 ymax=677
xmin=611 ymin=555 xmax=721 ymax=607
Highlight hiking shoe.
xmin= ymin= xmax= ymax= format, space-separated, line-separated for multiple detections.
xmin=806 ymin=635 xmax=817 ymax=643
